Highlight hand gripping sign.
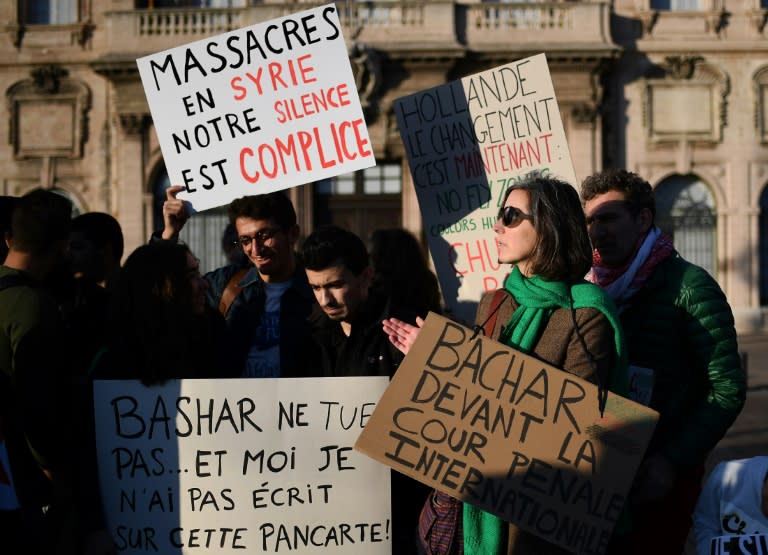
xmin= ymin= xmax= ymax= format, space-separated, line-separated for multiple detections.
xmin=355 ymin=313 xmax=659 ymax=555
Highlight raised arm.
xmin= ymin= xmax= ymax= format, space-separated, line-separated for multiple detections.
xmin=161 ymin=185 xmax=190 ymax=241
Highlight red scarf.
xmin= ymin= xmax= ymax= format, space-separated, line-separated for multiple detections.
xmin=590 ymin=230 xmax=675 ymax=292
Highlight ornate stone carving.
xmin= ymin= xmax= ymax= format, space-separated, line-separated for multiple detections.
xmin=643 ymin=57 xmax=729 ymax=145
xmin=348 ymin=43 xmax=382 ymax=122
xmin=118 ymin=113 xmax=148 ymax=135
xmin=6 ymin=24 xmax=24 ymax=48
xmin=571 ymin=103 xmax=597 ymax=125
xmin=31 ymin=65 xmax=69 ymax=94
xmin=754 ymin=66 xmax=768 ymax=144
xmin=663 ymin=56 xmax=704 ymax=80
xmin=6 ymin=70 xmax=91 ymax=159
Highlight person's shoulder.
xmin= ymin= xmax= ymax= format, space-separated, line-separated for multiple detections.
xmin=204 ymin=263 xmax=257 ymax=290
xmin=0 ymin=267 xmax=52 ymax=313
xmin=657 ymin=253 xmax=714 ymax=283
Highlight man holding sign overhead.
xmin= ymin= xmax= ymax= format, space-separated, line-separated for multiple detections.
xmin=383 ymin=172 xmax=629 ymax=555
xmin=161 ymin=188 xmax=315 ymax=379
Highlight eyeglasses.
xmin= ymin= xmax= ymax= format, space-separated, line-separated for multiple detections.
xmin=497 ymin=206 xmax=533 ymax=228
xmin=234 ymin=228 xmax=281 ymax=248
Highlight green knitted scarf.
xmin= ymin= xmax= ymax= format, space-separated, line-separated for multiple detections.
xmin=462 ymin=266 xmax=628 ymax=555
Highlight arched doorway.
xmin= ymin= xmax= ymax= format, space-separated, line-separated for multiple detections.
xmin=654 ymin=174 xmax=717 ymax=278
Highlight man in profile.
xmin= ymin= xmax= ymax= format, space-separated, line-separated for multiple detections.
xmin=581 ymin=169 xmax=746 ymax=555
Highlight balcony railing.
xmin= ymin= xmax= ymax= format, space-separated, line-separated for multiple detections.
xmin=464 ymin=1 xmax=613 ymax=50
xmin=136 ymin=8 xmax=245 ymax=36
xmin=101 ymin=1 xmax=613 ymax=57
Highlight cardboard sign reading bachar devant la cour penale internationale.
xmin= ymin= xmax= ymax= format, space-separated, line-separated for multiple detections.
xmin=355 ymin=314 xmax=659 ymax=555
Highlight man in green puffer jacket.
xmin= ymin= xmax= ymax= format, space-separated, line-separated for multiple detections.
xmin=580 ymin=169 xmax=746 ymax=555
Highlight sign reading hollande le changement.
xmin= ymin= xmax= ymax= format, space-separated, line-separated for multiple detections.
xmin=137 ymin=4 xmax=375 ymax=213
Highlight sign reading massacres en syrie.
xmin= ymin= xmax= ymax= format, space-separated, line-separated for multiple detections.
xmin=137 ymin=3 xmax=375 ymax=213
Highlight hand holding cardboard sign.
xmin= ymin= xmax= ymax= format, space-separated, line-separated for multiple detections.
xmin=161 ymin=185 xmax=190 ymax=240
xmin=382 ymin=316 xmax=424 ymax=355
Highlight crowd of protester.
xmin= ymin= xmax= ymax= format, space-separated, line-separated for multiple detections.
xmin=0 ymin=167 xmax=757 ymax=555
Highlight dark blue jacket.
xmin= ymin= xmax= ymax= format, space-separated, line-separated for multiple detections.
xmin=204 ymin=261 xmax=316 ymax=378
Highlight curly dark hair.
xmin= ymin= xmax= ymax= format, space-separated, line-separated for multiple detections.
xmin=302 ymin=225 xmax=369 ymax=275
xmin=502 ymin=171 xmax=592 ymax=283
xmin=580 ymin=168 xmax=656 ymax=223
xmin=228 ymin=192 xmax=296 ymax=231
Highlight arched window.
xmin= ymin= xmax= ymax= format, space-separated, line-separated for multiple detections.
xmin=654 ymin=174 xmax=717 ymax=277
xmin=758 ymin=185 xmax=768 ymax=305
xmin=151 ymin=167 xmax=229 ymax=273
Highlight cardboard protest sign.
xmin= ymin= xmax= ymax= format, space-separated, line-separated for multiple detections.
xmin=137 ymin=3 xmax=375 ymax=213
xmin=94 ymin=377 xmax=390 ymax=554
xmin=394 ymin=54 xmax=576 ymax=323
xmin=355 ymin=313 xmax=658 ymax=555
xmin=711 ymin=534 xmax=768 ymax=555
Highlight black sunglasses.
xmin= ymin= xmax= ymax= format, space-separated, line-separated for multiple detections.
xmin=497 ymin=206 xmax=533 ymax=228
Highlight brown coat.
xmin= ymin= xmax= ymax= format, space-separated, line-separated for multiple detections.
xmin=474 ymin=289 xmax=616 ymax=555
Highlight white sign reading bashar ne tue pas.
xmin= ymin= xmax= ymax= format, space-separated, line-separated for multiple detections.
xmin=94 ymin=377 xmax=391 ymax=554
xmin=137 ymin=4 xmax=375 ymax=212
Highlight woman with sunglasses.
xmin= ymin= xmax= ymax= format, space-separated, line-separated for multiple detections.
xmin=383 ymin=171 xmax=628 ymax=555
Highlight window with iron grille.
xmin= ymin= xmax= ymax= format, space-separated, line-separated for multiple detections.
xmin=654 ymin=174 xmax=717 ymax=278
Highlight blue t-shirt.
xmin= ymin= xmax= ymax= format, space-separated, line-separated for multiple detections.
xmin=242 ymin=280 xmax=292 ymax=378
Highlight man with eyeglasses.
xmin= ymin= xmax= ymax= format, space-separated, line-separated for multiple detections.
xmin=580 ymin=169 xmax=746 ymax=555
xmin=160 ymin=186 xmax=314 ymax=378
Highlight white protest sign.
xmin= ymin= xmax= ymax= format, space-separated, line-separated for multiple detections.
xmin=394 ymin=54 xmax=576 ymax=323
xmin=94 ymin=377 xmax=390 ymax=554
xmin=711 ymin=534 xmax=768 ymax=555
xmin=137 ymin=4 xmax=376 ymax=213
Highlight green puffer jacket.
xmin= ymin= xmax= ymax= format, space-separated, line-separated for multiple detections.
xmin=620 ymin=253 xmax=746 ymax=468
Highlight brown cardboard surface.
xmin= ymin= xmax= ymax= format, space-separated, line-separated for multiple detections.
xmin=355 ymin=313 xmax=659 ymax=555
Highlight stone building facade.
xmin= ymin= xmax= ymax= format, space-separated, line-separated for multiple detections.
xmin=2 ymin=0 xmax=767 ymax=331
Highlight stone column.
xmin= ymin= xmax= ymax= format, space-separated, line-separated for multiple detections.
xmin=115 ymin=112 xmax=149 ymax=257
